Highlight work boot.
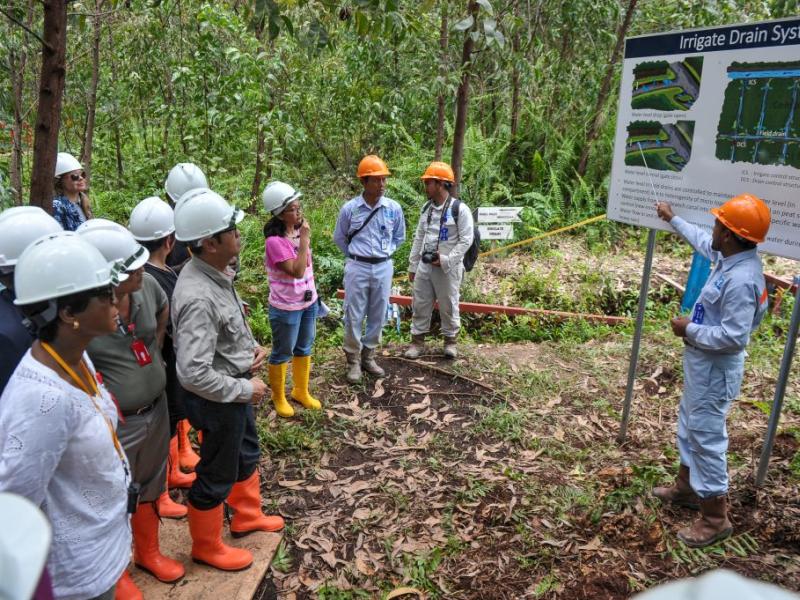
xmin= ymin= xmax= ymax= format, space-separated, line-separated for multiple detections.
xmin=443 ymin=336 xmax=458 ymax=359
xmin=167 ymin=435 xmax=195 ymax=488
xmin=290 ymin=355 xmax=322 ymax=410
xmin=227 ymin=470 xmax=285 ymax=538
xmin=652 ymin=464 xmax=700 ymax=510
xmin=677 ymin=494 xmax=733 ymax=548
xmin=268 ymin=362 xmax=294 ymax=418
xmin=177 ymin=419 xmax=200 ymax=472
xmin=188 ymin=503 xmax=253 ymax=571
xmin=345 ymin=351 xmax=362 ymax=383
xmin=132 ymin=502 xmax=185 ymax=583
xmin=404 ymin=334 xmax=426 ymax=359
xmin=114 ymin=570 xmax=143 ymax=600
xmin=156 ymin=473 xmax=187 ymax=519
xmin=361 ymin=347 xmax=385 ymax=377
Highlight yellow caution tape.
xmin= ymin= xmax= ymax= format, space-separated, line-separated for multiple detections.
xmin=392 ymin=213 xmax=607 ymax=282
xmin=479 ymin=213 xmax=607 ymax=258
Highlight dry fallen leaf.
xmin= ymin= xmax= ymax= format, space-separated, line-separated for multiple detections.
xmin=372 ymin=379 xmax=385 ymax=398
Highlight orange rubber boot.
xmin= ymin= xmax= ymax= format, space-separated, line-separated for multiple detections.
xmin=177 ymin=419 xmax=200 ymax=472
xmin=188 ymin=503 xmax=253 ymax=571
xmin=167 ymin=435 xmax=195 ymax=489
xmin=132 ymin=502 xmax=185 ymax=582
xmin=157 ymin=472 xmax=187 ymax=518
xmin=114 ymin=570 xmax=143 ymax=600
xmin=227 ymin=470 xmax=285 ymax=538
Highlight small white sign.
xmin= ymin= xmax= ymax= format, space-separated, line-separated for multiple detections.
xmin=478 ymin=224 xmax=514 ymax=240
xmin=478 ymin=207 xmax=522 ymax=223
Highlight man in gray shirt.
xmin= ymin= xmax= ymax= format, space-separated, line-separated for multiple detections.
xmin=172 ymin=189 xmax=281 ymax=572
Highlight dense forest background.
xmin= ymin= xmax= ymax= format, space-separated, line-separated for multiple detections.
xmin=1 ymin=0 xmax=798 ymax=300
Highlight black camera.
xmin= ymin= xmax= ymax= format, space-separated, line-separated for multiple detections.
xmin=421 ymin=251 xmax=439 ymax=264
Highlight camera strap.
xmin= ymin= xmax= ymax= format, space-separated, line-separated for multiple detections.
xmin=425 ymin=196 xmax=452 ymax=251
xmin=40 ymin=342 xmax=129 ymax=474
xmin=347 ymin=204 xmax=383 ymax=245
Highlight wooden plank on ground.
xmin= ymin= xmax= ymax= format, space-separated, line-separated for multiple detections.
xmin=131 ymin=518 xmax=281 ymax=599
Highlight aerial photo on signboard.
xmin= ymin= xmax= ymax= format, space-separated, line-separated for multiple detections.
xmin=715 ymin=60 xmax=800 ymax=167
xmin=625 ymin=120 xmax=695 ymax=171
xmin=631 ymin=57 xmax=704 ymax=111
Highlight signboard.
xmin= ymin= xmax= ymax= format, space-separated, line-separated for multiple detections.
xmin=478 ymin=224 xmax=514 ymax=240
xmin=477 ymin=207 xmax=523 ymax=223
xmin=607 ymin=18 xmax=800 ymax=261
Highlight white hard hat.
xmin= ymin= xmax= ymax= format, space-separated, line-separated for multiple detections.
xmin=634 ymin=569 xmax=800 ymax=600
xmin=128 ymin=196 xmax=175 ymax=241
xmin=14 ymin=232 xmax=127 ymax=306
xmin=173 ymin=188 xmax=244 ymax=242
xmin=0 ymin=206 xmax=63 ymax=268
xmin=164 ymin=162 xmax=208 ymax=203
xmin=0 ymin=493 xmax=52 ymax=600
xmin=262 ymin=181 xmax=301 ymax=215
xmin=55 ymin=152 xmax=82 ymax=177
xmin=78 ymin=219 xmax=149 ymax=271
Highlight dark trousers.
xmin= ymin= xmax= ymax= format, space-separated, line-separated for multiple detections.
xmin=183 ymin=388 xmax=260 ymax=510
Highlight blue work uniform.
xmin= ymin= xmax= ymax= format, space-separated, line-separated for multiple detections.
xmin=333 ymin=195 xmax=405 ymax=355
xmin=670 ymin=216 xmax=768 ymax=498
xmin=0 ymin=287 xmax=34 ymax=397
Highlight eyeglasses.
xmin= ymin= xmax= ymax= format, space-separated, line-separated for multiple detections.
xmin=88 ymin=285 xmax=115 ymax=302
xmin=69 ymin=171 xmax=87 ymax=182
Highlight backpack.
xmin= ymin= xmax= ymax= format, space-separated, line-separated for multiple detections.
xmin=422 ymin=198 xmax=480 ymax=272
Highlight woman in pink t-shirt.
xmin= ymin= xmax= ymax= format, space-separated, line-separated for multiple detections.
xmin=262 ymin=181 xmax=320 ymax=418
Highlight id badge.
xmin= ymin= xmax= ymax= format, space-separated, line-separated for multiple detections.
xmin=131 ymin=339 xmax=152 ymax=366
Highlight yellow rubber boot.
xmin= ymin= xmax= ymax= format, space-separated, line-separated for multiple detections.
xmin=269 ymin=362 xmax=294 ymax=418
xmin=290 ymin=355 xmax=322 ymax=410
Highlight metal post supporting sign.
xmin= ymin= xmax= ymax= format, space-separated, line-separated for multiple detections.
xmin=617 ymin=228 xmax=657 ymax=444
xmin=755 ymin=275 xmax=800 ymax=487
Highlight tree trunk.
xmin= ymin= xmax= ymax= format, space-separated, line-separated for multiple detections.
xmin=576 ymin=0 xmax=638 ymax=178
xmin=434 ymin=0 xmax=448 ymax=161
xmin=7 ymin=0 xmax=35 ymax=204
xmin=107 ymin=25 xmax=123 ymax=182
xmin=80 ymin=0 xmax=104 ymax=182
xmin=29 ymin=0 xmax=68 ymax=213
xmin=250 ymin=120 xmax=266 ymax=203
xmin=509 ymin=2 xmax=521 ymax=141
xmin=450 ymin=1 xmax=479 ymax=196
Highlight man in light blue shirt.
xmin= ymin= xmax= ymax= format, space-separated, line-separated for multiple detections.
xmin=653 ymin=194 xmax=771 ymax=548
xmin=333 ymin=155 xmax=406 ymax=383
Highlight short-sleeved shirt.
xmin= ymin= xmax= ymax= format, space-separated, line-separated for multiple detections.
xmin=87 ymin=273 xmax=168 ymax=412
xmin=0 ymin=351 xmax=131 ymax=600
xmin=264 ymin=235 xmax=317 ymax=311
xmin=0 ymin=287 xmax=34 ymax=396
xmin=52 ymin=195 xmax=87 ymax=231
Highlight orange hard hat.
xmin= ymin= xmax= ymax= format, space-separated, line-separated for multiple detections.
xmin=710 ymin=193 xmax=771 ymax=243
xmin=357 ymin=155 xmax=391 ymax=178
xmin=420 ymin=161 xmax=455 ymax=183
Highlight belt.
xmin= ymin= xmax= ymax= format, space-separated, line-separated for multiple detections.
xmin=122 ymin=395 xmax=160 ymax=417
xmin=349 ymin=255 xmax=389 ymax=264
xmin=683 ymin=339 xmax=739 ymax=356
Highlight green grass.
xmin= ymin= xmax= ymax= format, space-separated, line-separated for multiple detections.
xmin=632 ymin=86 xmax=691 ymax=111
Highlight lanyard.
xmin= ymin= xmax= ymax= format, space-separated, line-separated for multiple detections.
xmin=426 ymin=196 xmax=452 ymax=252
xmin=40 ymin=342 xmax=128 ymax=467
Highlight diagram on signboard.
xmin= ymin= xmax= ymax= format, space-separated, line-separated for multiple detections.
xmin=624 ymin=120 xmax=694 ymax=171
xmin=715 ymin=60 xmax=800 ymax=168
xmin=631 ymin=57 xmax=703 ymax=111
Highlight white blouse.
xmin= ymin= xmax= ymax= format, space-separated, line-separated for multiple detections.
xmin=0 ymin=350 xmax=132 ymax=600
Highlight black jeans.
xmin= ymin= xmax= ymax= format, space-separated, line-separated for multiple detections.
xmin=183 ymin=381 xmax=260 ymax=510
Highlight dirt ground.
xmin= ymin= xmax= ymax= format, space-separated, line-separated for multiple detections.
xmin=244 ymin=237 xmax=800 ymax=599
xmin=250 ymin=335 xmax=799 ymax=599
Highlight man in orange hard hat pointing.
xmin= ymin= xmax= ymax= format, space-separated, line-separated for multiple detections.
xmin=334 ymin=155 xmax=406 ymax=383
xmin=653 ymin=193 xmax=771 ymax=548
